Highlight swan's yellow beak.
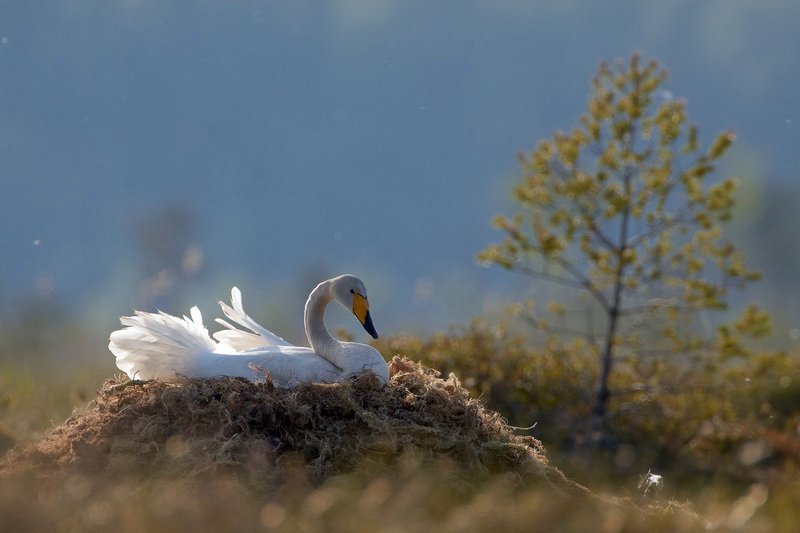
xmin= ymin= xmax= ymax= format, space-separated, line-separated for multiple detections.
xmin=353 ymin=293 xmax=378 ymax=339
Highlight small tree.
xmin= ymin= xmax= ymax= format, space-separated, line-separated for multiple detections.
xmin=478 ymin=54 xmax=768 ymax=434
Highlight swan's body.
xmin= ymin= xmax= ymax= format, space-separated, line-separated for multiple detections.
xmin=109 ymin=275 xmax=389 ymax=387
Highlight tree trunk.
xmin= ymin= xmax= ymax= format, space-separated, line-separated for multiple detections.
xmin=591 ymin=308 xmax=619 ymax=431
xmin=589 ymin=169 xmax=632 ymax=444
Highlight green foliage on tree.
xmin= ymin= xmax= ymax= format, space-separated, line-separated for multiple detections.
xmin=478 ymin=54 xmax=769 ymax=434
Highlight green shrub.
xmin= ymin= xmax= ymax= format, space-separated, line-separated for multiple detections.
xmin=375 ymin=323 xmax=800 ymax=489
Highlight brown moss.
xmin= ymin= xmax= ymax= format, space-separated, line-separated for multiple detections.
xmin=0 ymin=357 xmax=713 ymax=530
xmin=2 ymin=357 xmax=582 ymax=495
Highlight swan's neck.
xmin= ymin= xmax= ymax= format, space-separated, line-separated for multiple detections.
xmin=304 ymin=280 xmax=341 ymax=365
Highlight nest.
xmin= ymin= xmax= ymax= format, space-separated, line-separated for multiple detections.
xmin=4 ymin=357 xmax=582 ymax=495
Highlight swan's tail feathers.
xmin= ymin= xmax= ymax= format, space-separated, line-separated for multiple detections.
xmin=213 ymin=286 xmax=291 ymax=350
xmin=109 ymin=306 xmax=216 ymax=381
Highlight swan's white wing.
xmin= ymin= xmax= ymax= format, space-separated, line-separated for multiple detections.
xmin=213 ymin=286 xmax=292 ymax=349
xmin=109 ymin=305 xmax=343 ymax=386
xmin=212 ymin=323 xmax=269 ymax=352
xmin=193 ymin=346 xmax=344 ymax=387
xmin=110 ymin=306 xmax=216 ymax=381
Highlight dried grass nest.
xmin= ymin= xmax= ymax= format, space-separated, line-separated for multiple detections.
xmin=4 ymin=356 xmax=584 ymax=495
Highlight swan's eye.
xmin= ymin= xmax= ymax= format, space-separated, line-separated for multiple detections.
xmin=350 ymin=289 xmax=354 ymax=294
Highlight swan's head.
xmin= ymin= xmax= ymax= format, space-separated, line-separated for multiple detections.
xmin=330 ymin=274 xmax=379 ymax=339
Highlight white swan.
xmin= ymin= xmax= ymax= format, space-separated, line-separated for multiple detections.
xmin=108 ymin=275 xmax=389 ymax=387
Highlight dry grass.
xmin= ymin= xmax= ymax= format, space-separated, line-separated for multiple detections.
xmin=1 ymin=356 xmax=707 ymax=531
xmin=3 ymin=357 xmax=564 ymax=486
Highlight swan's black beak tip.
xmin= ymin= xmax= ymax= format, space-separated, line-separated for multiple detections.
xmin=363 ymin=310 xmax=379 ymax=339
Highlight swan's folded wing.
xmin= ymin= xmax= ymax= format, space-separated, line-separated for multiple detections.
xmin=194 ymin=346 xmax=343 ymax=387
xmin=213 ymin=323 xmax=271 ymax=351
xmin=213 ymin=286 xmax=292 ymax=349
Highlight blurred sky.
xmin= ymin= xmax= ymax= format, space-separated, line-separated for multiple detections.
xmin=1 ymin=1 xmax=799 ymax=342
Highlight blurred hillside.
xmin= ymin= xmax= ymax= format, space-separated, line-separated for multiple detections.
xmin=0 ymin=1 xmax=799 ymax=342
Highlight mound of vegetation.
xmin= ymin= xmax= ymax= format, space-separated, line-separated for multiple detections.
xmin=0 ymin=356 xmax=711 ymax=531
xmin=3 ymin=357 xmax=583 ymax=496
